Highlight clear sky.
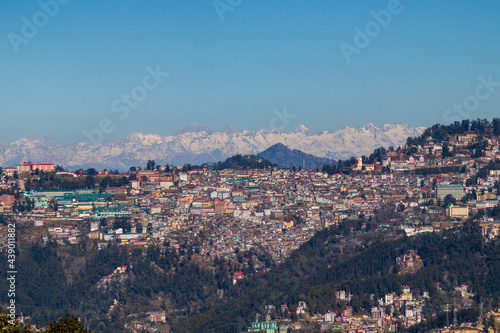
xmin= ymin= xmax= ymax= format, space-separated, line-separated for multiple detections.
xmin=1 ymin=0 xmax=499 ymax=143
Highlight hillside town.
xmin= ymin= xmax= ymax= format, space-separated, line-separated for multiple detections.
xmin=1 ymin=122 xmax=500 ymax=332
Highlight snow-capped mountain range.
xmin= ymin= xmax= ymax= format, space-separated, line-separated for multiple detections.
xmin=0 ymin=123 xmax=425 ymax=170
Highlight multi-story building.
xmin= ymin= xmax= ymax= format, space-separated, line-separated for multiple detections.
xmin=17 ymin=164 xmax=31 ymax=172
xmin=16 ymin=163 xmax=55 ymax=172
xmin=33 ymin=164 xmax=55 ymax=172
xmin=437 ymin=184 xmax=464 ymax=200
xmin=446 ymin=205 xmax=469 ymax=218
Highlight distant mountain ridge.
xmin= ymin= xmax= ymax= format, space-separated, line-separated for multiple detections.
xmin=0 ymin=123 xmax=425 ymax=169
xmin=258 ymin=143 xmax=335 ymax=169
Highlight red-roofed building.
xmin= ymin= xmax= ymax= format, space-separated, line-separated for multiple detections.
xmin=17 ymin=164 xmax=31 ymax=172
xmin=33 ymin=164 xmax=55 ymax=172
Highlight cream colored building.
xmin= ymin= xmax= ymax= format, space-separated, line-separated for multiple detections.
xmin=446 ymin=205 xmax=469 ymax=218
xmin=33 ymin=164 xmax=55 ymax=172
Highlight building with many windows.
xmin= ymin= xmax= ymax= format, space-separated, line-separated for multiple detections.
xmin=437 ymin=184 xmax=464 ymax=200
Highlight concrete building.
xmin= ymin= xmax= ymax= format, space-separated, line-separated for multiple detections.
xmin=33 ymin=164 xmax=55 ymax=172
xmin=17 ymin=163 xmax=55 ymax=172
xmin=0 ymin=194 xmax=15 ymax=207
xmin=17 ymin=164 xmax=31 ymax=172
xmin=437 ymin=184 xmax=464 ymax=200
xmin=446 ymin=205 xmax=469 ymax=218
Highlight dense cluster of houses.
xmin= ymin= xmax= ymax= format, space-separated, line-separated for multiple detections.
xmin=248 ymin=283 xmax=480 ymax=333
xmin=0 ymin=131 xmax=499 ymax=331
xmin=248 ymin=286 xmax=442 ymax=332
xmin=0 ymin=144 xmax=499 ymax=259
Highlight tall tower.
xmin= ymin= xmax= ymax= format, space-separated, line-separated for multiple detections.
xmin=357 ymin=157 xmax=363 ymax=170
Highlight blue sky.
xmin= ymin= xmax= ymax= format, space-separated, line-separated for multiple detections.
xmin=1 ymin=0 xmax=499 ymax=143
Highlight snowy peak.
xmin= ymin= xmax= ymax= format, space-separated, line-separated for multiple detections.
xmin=0 ymin=123 xmax=425 ymax=169
xmin=294 ymin=124 xmax=311 ymax=133
xmin=363 ymin=123 xmax=376 ymax=130
xmin=174 ymin=124 xmax=214 ymax=136
xmin=222 ymin=124 xmax=239 ymax=134
xmin=125 ymin=132 xmax=163 ymax=145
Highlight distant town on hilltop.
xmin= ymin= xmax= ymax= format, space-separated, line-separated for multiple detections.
xmin=1 ymin=118 xmax=500 ymax=332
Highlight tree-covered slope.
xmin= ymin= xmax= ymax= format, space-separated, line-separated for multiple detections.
xmin=171 ymin=222 xmax=500 ymax=332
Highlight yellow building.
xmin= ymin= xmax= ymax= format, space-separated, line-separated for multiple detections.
xmin=446 ymin=205 xmax=469 ymax=218
xmin=356 ymin=157 xmax=363 ymax=170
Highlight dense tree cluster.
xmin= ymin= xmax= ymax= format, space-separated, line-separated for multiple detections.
xmin=408 ymin=118 xmax=500 ymax=146
xmin=0 ymin=231 xmax=265 ymax=332
xmin=213 ymin=155 xmax=277 ymax=170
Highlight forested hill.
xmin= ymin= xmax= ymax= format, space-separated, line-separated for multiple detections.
xmin=212 ymin=154 xmax=278 ymax=170
xmin=171 ymin=221 xmax=500 ymax=332
xmin=407 ymin=118 xmax=500 ymax=146
xmin=257 ymin=143 xmax=335 ymax=169
xmin=321 ymin=118 xmax=500 ymax=175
